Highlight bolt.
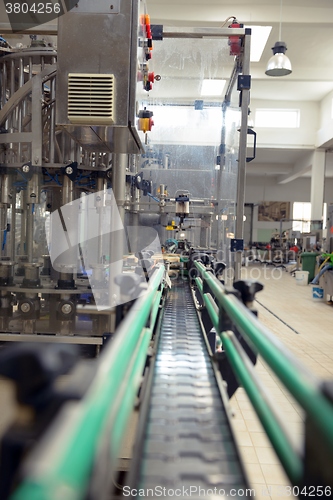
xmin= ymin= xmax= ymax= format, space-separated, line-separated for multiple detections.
xmin=21 ymin=302 xmax=31 ymax=313
xmin=65 ymin=166 xmax=73 ymax=175
xmin=22 ymin=164 xmax=30 ymax=173
xmin=61 ymin=303 xmax=72 ymax=315
xmin=110 ymin=5 xmax=114 ymax=9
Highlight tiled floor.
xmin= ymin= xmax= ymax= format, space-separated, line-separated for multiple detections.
xmin=229 ymin=264 xmax=333 ymax=500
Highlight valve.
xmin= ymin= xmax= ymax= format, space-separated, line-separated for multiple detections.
xmin=18 ymin=298 xmax=38 ymax=319
xmin=61 ymin=161 xmax=78 ymax=181
xmin=145 ymin=14 xmax=152 ymax=39
xmin=114 ymin=273 xmax=143 ymax=300
xmin=138 ymin=108 xmax=154 ymax=133
xmin=57 ymin=299 xmax=76 ymax=320
xmin=228 ymin=20 xmax=242 ymax=56
xmin=233 ymin=280 xmax=263 ymax=305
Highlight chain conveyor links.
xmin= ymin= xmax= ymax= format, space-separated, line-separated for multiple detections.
xmin=129 ymin=280 xmax=249 ymax=499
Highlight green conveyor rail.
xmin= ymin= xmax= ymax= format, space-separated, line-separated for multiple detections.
xmin=194 ymin=261 xmax=333 ymax=486
xmin=11 ymin=265 xmax=166 ymax=500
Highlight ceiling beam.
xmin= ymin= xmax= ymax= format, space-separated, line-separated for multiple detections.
xmin=277 ymin=151 xmax=314 ymax=184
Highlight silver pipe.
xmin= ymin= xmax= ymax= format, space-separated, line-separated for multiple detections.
xmin=10 ymin=191 xmax=16 ymax=262
xmin=9 ymin=59 xmax=15 ymax=134
xmin=17 ymin=57 xmax=24 ymax=162
xmin=62 ymin=175 xmax=75 ymax=204
xmin=49 ymin=76 xmax=56 ymax=163
xmin=18 ymin=56 xmax=24 ymax=88
xmin=97 ymin=176 xmax=106 ymax=263
xmin=29 ymin=56 xmax=33 ymax=80
xmin=1 ymin=62 xmax=7 ymax=107
xmin=10 ymin=59 xmax=15 ymax=95
xmin=26 ymin=203 xmax=34 ymax=262
xmin=20 ymin=190 xmax=27 ymax=255
xmin=76 ymin=304 xmax=112 ymax=315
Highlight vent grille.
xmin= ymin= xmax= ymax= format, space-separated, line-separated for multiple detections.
xmin=68 ymin=73 xmax=115 ymax=125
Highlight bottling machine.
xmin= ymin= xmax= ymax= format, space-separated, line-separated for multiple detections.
xmin=0 ymin=2 xmax=333 ymax=499
xmin=0 ymin=0 xmax=252 ymax=344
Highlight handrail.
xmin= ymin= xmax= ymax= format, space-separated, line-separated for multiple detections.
xmin=194 ymin=260 xmax=333 ymax=486
xmin=12 ymin=265 xmax=165 ymax=500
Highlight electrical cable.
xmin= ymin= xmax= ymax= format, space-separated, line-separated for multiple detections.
xmin=220 ymin=16 xmax=237 ymax=27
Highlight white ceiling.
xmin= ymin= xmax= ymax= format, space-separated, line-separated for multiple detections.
xmin=146 ymin=0 xmax=333 ymax=178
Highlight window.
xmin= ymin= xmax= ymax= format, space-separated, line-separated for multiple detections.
xmin=255 ymin=109 xmax=300 ymax=128
xmin=293 ymin=202 xmax=311 ymax=233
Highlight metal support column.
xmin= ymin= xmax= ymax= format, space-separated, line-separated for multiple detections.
xmin=234 ymin=31 xmax=251 ymax=280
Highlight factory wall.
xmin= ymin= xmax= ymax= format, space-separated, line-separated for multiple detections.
xmin=245 ymin=176 xmax=333 ymax=242
xmin=251 ymin=99 xmax=319 ymax=149
xmin=317 ymin=89 xmax=333 ymax=148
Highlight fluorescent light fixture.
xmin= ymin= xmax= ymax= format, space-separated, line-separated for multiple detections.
xmin=245 ymin=25 xmax=272 ymax=62
xmin=201 ymin=79 xmax=226 ymax=96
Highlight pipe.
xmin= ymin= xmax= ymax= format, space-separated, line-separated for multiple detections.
xmin=49 ymin=76 xmax=56 ymax=163
xmin=10 ymin=191 xmax=16 ymax=261
xmin=311 ymin=263 xmax=333 ymax=285
xmin=26 ymin=204 xmax=34 ymax=262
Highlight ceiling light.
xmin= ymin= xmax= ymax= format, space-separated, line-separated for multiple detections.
xmin=245 ymin=26 xmax=272 ymax=62
xmin=265 ymin=0 xmax=292 ymax=77
xmin=201 ymin=79 xmax=226 ymax=96
xmin=265 ymin=41 xmax=292 ymax=76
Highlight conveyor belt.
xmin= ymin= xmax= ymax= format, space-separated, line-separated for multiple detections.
xmin=131 ymin=280 xmax=249 ymax=498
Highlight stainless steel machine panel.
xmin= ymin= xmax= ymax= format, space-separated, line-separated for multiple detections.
xmin=56 ymin=0 xmax=143 ymax=153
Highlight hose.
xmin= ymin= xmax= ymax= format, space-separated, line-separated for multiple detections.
xmin=311 ymin=263 xmax=333 ymax=285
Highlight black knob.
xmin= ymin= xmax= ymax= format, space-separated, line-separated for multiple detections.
xmin=233 ymin=280 xmax=263 ymax=303
xmin=0 ymin=343 xmax=78 ymax=408
xmin=114 ymin=273 xmax=142 ymax=297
